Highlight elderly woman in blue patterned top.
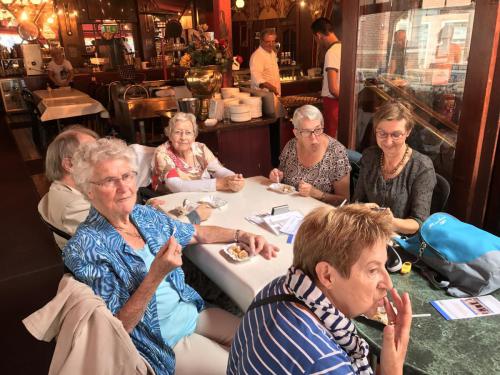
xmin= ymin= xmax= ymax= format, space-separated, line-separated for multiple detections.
xmin=269 ymin=105 xmax=350 ymax=205
xmin=63 ymin=138 xmax=279 ymax=375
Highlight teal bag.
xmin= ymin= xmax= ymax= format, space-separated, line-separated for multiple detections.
xmin=394 ymin=213 xmax=500 ymax=297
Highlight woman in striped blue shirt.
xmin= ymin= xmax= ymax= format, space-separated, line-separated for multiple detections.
xmin=228 ymin=204 xmax=412 ymax=374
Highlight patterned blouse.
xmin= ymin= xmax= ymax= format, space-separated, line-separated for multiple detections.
xmin=62 ymin=205 xmax=204 ymax=375
xmin=279 ymin=136 xmax=351 ymax=193
xmin=151 ymin=141 xmax=221 ymax=191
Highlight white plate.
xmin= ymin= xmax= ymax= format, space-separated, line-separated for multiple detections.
xmin=269 ymin=183 xmax=296 ymax=194
xmin=222 ymin=242 xmax=251 ymax=262
xmin=198 ymin=195 xmax=228 ymax=209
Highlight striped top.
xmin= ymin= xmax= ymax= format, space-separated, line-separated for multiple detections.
xmin=227 ymin=276 xmax=356 ymax=375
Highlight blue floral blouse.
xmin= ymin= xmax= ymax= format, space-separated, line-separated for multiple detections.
xmin=62 ymin=204 xmax=204 ymax=375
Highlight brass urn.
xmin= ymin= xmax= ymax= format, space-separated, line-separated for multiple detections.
xmin=184 ymin=65 xmax=222 ymax=120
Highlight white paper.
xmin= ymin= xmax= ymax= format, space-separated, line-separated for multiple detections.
xmin=262 ymin=211 xmax=303 ymax=235
xmin=431 ymin=295 xmax=500 ymax=320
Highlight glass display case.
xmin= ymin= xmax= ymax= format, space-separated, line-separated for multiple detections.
xmin=0 ymin=78 xmax=27 ymax=113
xmin=354 ymin=1 xmax=476 ymax=180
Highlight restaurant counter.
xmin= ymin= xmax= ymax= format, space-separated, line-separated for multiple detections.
xmin=23 ymin=68 xmax=186 ymax=95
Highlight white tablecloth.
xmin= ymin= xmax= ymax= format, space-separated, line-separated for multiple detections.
xmin=33 ymin=88 xmax=89 ymax=101
xmin=34 ymin=88 xmax=109 ymax=122
xmin=157 ymin=176 xmax=328 ymax=311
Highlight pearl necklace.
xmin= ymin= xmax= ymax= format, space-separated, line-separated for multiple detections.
xmin=380 ymin=144 xmax=410 ymax=176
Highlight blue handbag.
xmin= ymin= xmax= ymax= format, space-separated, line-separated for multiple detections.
xmin=394 ymin=213 xmax=500 ymax=297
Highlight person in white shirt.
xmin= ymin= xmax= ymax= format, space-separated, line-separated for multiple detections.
xmin=47 ymin=48 xmax=74 ymax=87
xmin=249 ymin=28 xmax=281 ymax=96
xmin=38 ymin=126 xmax=98 ymax=249
xmin=312 ymin=17 xmax=341 ymax=138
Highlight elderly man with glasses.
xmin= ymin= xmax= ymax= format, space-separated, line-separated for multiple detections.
xmin=249 ymin=28 xmax=281 ymax=96
xmin=269 ymin=105 xmax=350 ymax=205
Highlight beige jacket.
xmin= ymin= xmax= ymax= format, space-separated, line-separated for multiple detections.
xmin=23 ymin=274 xmax=155 ymax=375
xmin=38 ymin=181 xmax=90 ymax=249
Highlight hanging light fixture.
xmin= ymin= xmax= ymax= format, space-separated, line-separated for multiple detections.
xmin=31 ymin=0 xmax=42 ymax=5
xmin=235 ymin=0 xmax=245 ymax=8
xmin=1 ymin=0 xmax=14 ymax=5
xmin=20 ymin=10 xmax=29 ymax=21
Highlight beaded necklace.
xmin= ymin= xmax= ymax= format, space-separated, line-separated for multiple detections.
xmin=380 ymin=144 xmax=410 ymax=176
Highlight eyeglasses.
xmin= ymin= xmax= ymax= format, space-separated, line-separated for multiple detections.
xmin=90 ymin=171 xmax=138 ymax=189
xmin=262 ymin=39 xmax=277 ymax=45
xmin=172 ymin=130 xmax=194 ymax=138
xmin=297 ymin=127 xmax=324 ymax=137
xmin=375 ymin=130 xmax=406 ymax=140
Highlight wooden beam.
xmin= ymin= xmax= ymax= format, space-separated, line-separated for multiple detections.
xmin=338 ymin=0 xmax=359 ymax=149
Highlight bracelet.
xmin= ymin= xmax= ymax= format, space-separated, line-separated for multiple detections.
xmin=234 ymin=229 xmax=241 ymax=243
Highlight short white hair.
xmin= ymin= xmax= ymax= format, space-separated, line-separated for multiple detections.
xmin=291 ymin=105 xmax=324 ymax=129
xmin=164 ymin=112 xmax=199 ymax=138
xmin=71 ymin=138 xmax=137 ymax=197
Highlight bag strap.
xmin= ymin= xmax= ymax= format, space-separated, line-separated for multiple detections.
xmin=248 ymin=293 xmax=307 ymax=311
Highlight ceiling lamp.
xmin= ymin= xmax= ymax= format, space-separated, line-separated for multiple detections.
xmin=31 ymin=0 xmax=42 ymax=5
xmin=20 ymin=10 xmax=29 ymax=21
xmin=1 ymin=0 xmax=13 ymax=4
xmin=235 ymin=0 xmax=245 ymax=8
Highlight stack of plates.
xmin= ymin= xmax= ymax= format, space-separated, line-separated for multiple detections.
xmin=234 ymin=92 xmax=251 ymax=100
xmin=241 ymin=96 xmax=262 ymax=118
xmin=221 ymin=87 xmax=240 ymax=99
xmin=230 ymin=104 xmax=252 ymax=122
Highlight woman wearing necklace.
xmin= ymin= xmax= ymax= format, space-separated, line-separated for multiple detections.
xmin=353 ymin=100 xmax=436 ymax=234
xmin=64 ymin=138 xmax=279 ymax=374
xmin=152 ymin=112 xmax=245 ymax=193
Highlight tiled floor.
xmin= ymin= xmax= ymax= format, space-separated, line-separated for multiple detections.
xmin=0 ymin=116 xmax=62 ymax=374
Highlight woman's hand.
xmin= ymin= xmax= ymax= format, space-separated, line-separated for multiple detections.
xmin=239 ymin=231 xmax=279 ymax=260
xmin=298 ymin=180 xmax=324 ymax=199
xmin=195 ymin=204 xmax=212 ymax=221
xmin=379 ymin=288 xmax=412 ymax=375
xmin=150 ymin=236 xmax=183 ymax=280
xmin=217 ymin=174 xmax=245 ymax=192
xmin=227 ymin=174 xmax=245 ymax=192
xmin=269 ymin=168 xmax=284 ymax=183
xmin=147 ymin=198 xmax=166 ymax=209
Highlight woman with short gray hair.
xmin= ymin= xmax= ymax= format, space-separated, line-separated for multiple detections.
xmin=152 ymin=111 xmax=245 ymax=193
xmin=269 ymin=105 xmax=350 ymax=204
xmin=65 ymin=137 xmax=279 ymax=374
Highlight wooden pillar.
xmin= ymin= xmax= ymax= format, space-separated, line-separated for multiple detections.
xmin=213 ymin=0 xmax=232 ymax=45
xmin=449 ymin=1 xmax=500 ymax=226
xmin=213 ymin=0 xmax=233 ymax=87
xmin=337 ymin=0 xmax=359 ymax=149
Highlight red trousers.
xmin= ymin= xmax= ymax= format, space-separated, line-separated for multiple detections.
xmin=322 ymin=96 xmax=339 ymax=138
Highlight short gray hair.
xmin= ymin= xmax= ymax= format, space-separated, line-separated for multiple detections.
xmin=164 ymin=112 xmax=199 ymax=138
xmin=71 ymin=138 xmax=137 ymax=197
xmin=260 ymin=28 xmax=277 ymax=41
xmin=45 ymin=125 xmax=98 ymax=182
xmin=291 ymin=105 xmax=324 ymax=129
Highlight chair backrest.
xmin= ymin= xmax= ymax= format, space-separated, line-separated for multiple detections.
xmin=39 ymin=213 xmax=72 ymax=240
xmin=431 ymin=173 xmax=450 ymax=213
xmin=129 ymin=144 xmax=156 ymax=188
xmin=347 ymin=149 xmax=362 ymax=198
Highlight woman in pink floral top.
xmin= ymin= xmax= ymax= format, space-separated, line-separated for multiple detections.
xmin=152 ymin=112 xmax=246 ymax=193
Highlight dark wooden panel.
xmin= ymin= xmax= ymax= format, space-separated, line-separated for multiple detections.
xmin=217 ymin=125 xmax=272 ymax=177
